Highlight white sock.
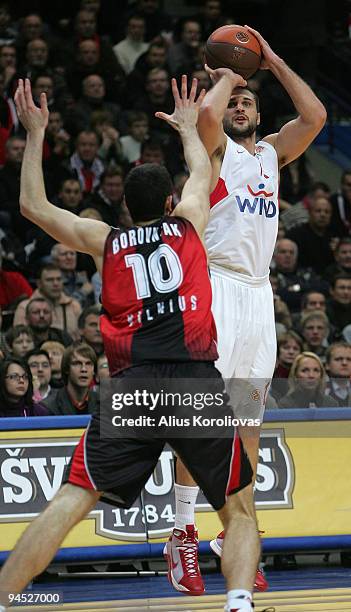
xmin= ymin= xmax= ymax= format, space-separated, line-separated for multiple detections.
xmin=226 ymin=589 xmax=252 ymax=611
xmin=174 ymin=483 xmax=199 ymax=530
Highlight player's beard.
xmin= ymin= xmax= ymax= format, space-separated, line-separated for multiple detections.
xmin=224 ymin=117 xmax=257 ymax=140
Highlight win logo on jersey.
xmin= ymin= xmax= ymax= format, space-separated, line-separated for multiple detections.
xmin=236 ymin=182 xmax=277 ymax=218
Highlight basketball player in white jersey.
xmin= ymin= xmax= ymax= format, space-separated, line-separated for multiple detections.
xmin=164 ymin=26 xmax=326 ymax=596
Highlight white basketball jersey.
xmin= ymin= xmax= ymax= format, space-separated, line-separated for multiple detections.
xmin=205 ymin=136 xmax=279 ymax=278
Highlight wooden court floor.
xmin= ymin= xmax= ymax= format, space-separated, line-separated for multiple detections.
xmin=20 ymin=587 xmax=351 ymax=611
xmin=11 ymin=565 xmax=351 ymax=611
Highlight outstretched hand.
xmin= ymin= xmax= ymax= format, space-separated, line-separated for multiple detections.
xmin=14 ymin=78 xmax=49 ymax=133
xmin=155 ymin=75 xmax=206 ymax=132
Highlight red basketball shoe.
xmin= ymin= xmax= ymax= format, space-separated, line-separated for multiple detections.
xmin=163 ymin=524 xmax=204 ymax=595
xmin=210 ymin=530 xmax=268 ymax=592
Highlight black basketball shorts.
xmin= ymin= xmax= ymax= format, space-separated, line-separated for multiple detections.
xmin=66 ymin=361 xmax=253 ymax=510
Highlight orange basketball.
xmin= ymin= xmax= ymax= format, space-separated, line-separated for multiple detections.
xmin=205 ymin=25 xmax=261 ymax=79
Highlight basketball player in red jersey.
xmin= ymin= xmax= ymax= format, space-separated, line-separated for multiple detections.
xmin=169 ymin=26 xmax=327 ymax=596
xmin=0 ymin=77 xmax=261 ymax=612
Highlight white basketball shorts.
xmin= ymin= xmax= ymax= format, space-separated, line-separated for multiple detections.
xmin=210 ymin=266 xmax=277 ymax=411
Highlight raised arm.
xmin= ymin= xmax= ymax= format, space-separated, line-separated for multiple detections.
xmin=245 ymin=26 xmax=327 ymax=168
xmin=155 ymin=75 xmax=211 ymax=238
xmin=197 ymin=67 xmax=247 ymax=156
xmin=14 ymin=79 xmax=110 ymax=259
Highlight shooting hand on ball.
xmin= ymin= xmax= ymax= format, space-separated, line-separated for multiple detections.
xmin=244 ymin=25 xmax=280 ymax=70
xmin=204 ymin=64 xmax=247 ymax=88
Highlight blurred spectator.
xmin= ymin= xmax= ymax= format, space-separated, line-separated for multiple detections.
xmin=126 ymin=40 xmax=169 ymax=104
xmin=280 ymin=181 xmax=330 ymax=231
xmin=325 ymin=342 xmax=351 ymax=407
xmin=172 ymin=171 xmax=188 ymax=206
xmin=0 ymin=66 xmax=15 ymax=136
xmin=120 ymin=111 xmax=149 ymax=164
xmin=0 ymin=357 xmax=48 ymax=417
xmin=273 ymin=294 xmax=292 ymax=335
xmin=57 ymin=178 xmax=83 ymax=213
xmin=85 ymin=167 xmax=127 ymax=226
xmin=0 ymin=245 xmax=33 ymax=309
xmin=330 ymin=170 xmax=351 ymax=237
xmin=96 ymin=352 xmax=109 ymax=383
xmin=67 ymin=74 xmax=122 ymax=137
xmin=326 ymin=273 xmax=351 ymax=335
xmin=113 ymin=14 xmax=149 ymax=75
xmin=279 ymin=153 xmax=314 ymax=205
xmin=66 ymin=38 xmax=101 ymax=98
xmin=195 ymin=0 xmax=228 ymax=40
xmin=25 ymin=179 xmax=82 ymax=272
xmin=73 ymin=9 xmax=119 ymax=72
xmin=287 ymin=197 xmax=335 ymax=274
xmin=271 ymin=330 xmax=303 ymax=401
xmin=16 ymin=14 xmax=46 ymax=59
xmin=31 ymin=72 xmax=55 ymax=108
xmin=324 ymin=238 xmax=351 ymax=284
xmin=22 ymin=38 xmax=50 ymax=76
xmin=128 ymin=0 xmax=173 ymax=42
xmin=5 ymin=325 xmax=35 ymax=358
xmin=273 ymin=238 xmax=323 ymax=312
xmin=41 ymin=340 xmax=65 ymax=388
xmin=80 ymin=0 xmax=101 ymax=15
xmin=190 ymin=68 xmax=211 ymax=94
xmin=78 ymin=305 xmax=103 ymax=356
xmin=0 ymin=4 xmax=16 ymax=46
xmin=44 ymin=343 xmax=98 ymax=415
xmin=301 ymin=310 xmax=329 ymax=363
xmin=64 ymin=12 xmax=125 ymax=101
xmin=278 ymin=352 xmax=338 ymax=409
xmin=68 ymin=130 xmax=105 ymax=194
xmin=167 ymin=18 xmax=202 ymax=77
xmin=14 ymin=264 xmax=81 ymax=337
xmin=43 ymin=108 xmax=71 ymax=161
xmin=0 ymin=44 xmax=17 ymax=90
xmin=0 ymin=225 xmax=27 ymax=270
xmin=89 ymin=110 xmax=126 ymax=167
xmin=27 ymin=348 xmax=57 ymax=402
xmin=135 ymin=138 xmax=165 ymax=166
xmin=22 ymin=297 xmax=73 ymax=347
xmin=300 ymin=290 xmax=327 ymax=313
xmin=291 ymin=290 xmax=333 ymax=338
xmin=50 ymin=243 xmax=94 ymax=307
xmin=0 ymin=136 xmax=27 ymax=238
xmin=96 ymin=125 xmax=124 ymax=167
xmin=133 ymin=67 xmax=173 ymax=142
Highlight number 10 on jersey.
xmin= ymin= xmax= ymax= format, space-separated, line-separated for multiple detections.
xmin=125 ymin=244 xmax=183 ymax=299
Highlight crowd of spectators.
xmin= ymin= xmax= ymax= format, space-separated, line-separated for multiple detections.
xmin=0 ymin=0 xmax=350 ymax=414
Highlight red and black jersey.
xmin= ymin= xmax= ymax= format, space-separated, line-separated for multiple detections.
xmin=100 ymin=215 xmax=218 ymax=375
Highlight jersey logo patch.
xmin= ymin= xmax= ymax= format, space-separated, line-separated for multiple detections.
xmin=247 ymin=182 xmax=274 ymax=197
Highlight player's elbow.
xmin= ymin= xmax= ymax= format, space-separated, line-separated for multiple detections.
xmin=19 ymin=196 xmax=31 ymax=218
xmin=199 ymin=103 xmax=220 ymax=127
xmin=20 ymin=196 xmax=40 ymax=220
xmin=313 ymin=102 xmax=327 ymax=129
